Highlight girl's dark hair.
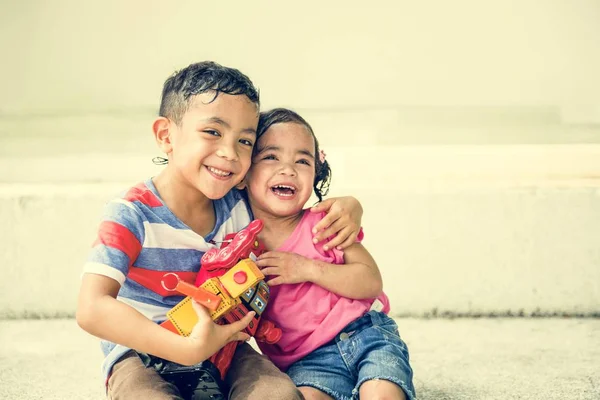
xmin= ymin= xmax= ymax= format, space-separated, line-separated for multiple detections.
xmin=256 ymin=108 xmax=331 ymax=202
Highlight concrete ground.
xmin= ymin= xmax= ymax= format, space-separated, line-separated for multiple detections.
xmin=0 ymin=318 xmax=598 ymax=400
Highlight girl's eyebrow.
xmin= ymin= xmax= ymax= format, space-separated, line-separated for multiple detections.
xmin=257 ymin=145 xmax=280 ymax=153
xmin=257 ymin=145 xmax=315 ymax=159
xmin=298 ymin=149 xmax=315 ymax=159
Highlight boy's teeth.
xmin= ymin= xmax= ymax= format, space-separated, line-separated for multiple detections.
xmin=208 ymin=166 xmax=231 ymax=176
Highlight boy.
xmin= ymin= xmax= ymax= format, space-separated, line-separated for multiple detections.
xmin=77 ymin=61 xmax=362 ymax=399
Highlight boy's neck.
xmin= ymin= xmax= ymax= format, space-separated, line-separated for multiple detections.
xmin=152 ymin=170 xmax=215 ymax=237
xmin=252 ymin=208 xmax=304 ymax=251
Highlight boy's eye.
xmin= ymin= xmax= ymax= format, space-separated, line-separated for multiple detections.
xmin=262 ymin=154 xmax=277 ymax=160
xmin=239 ymin=138 xmax=254 ymax=147
xmin=203 ymin=130 xmax=220 ymax=136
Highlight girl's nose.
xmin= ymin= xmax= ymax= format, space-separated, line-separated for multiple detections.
xmin=278 ymin=163 xmax=297 ymax=177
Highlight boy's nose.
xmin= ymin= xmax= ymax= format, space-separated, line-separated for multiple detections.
xmin=216 ymin=144 xmax=238 ymax=161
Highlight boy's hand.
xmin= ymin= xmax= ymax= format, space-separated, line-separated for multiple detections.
xmin=256 ymin=251 xmax=312 ymax=286
xmin=310 ymin=196 xmax=363 ymax=250
xmin=183 ymin=300 xmax=254 ymax=366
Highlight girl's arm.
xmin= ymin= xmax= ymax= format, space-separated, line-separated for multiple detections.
xmin=256 ymin=243 xmax=382 ymax=299
xmin=310 ymin=196 xmax=363 ymax=250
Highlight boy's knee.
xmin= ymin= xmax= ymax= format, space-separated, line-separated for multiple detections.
xmin=260 ymin=379 xmax=303 ymax=400
xmin=230 ymin=375 xmax=303 ymax=400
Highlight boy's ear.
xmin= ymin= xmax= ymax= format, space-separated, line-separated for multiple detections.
xmin=152 ymin=117 xmax=173 ymax=154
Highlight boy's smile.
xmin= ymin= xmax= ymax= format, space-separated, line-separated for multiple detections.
xmin=247 ymin=122 xmax=316 ymax=218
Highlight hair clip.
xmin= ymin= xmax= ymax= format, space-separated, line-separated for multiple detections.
xmin=319 ymin=149 xmax=326 ymax=163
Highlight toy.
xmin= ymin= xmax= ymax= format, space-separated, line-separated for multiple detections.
xmin=159 ymin=220 xmax=281 ymax=395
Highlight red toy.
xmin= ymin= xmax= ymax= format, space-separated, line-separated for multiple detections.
xmin=161 ymin=220 xmax=281 ymax=382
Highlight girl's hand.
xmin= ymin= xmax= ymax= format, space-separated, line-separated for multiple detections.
xmin=182 ymin=300 xmax=254 ymax=366
xmin=256 ymin=251 xmax=313 ymax=286
xmin=310 ymin=196 xmax=363 ymax=250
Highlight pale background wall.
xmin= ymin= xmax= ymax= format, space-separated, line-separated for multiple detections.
xmin=1 ymin=0 xmax=599 ymax=317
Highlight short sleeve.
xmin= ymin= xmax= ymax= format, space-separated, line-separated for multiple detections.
xmin=83 ymin=199 xmax=145 ymax=285
xmin=328 ymin=227 xmax=364 ymax=264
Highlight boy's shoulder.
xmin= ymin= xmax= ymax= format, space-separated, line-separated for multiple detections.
xmin=116 ymin=180 xmax=163 ymax=208
xmin=100 ymin=180 xmax=164 ymax=227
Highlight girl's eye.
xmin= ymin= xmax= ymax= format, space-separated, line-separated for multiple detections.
xmin=297 ymin=159 xmax=311 ymax=166
xmin=239 ymin=139 xmax=254 ymax=147
xmin=203 ymin=130 xmax=220 ymax=136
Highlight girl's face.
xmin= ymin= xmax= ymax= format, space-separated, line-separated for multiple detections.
xmin=246 ymin=122 xmax=316 ymax=218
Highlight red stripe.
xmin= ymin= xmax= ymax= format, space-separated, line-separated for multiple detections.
xmin=95 ymin=221 xmax=142 ymax=263
xmin=129 ymin=267 xmax=198 ymax=296
xmin=124 ymin=183 xmax=163 ymax=208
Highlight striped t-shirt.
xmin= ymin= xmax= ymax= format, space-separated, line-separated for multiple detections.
xmin=83 ymin=178 xmax=252 ymax=378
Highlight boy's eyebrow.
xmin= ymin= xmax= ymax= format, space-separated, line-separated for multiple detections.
xmin=202 ymin=117 xmax=256 ymax=135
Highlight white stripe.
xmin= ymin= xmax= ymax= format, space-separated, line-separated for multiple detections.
xmin=83 ymin=262 xmax=126 ymax=285
xmin=214 ymin=201 xmax=253 ymax=240
xmin=142 ymin=221 xmax=211 ymax=250
xmin=117 ymin=296 xmax=171 ymax=322
xmin=102 ymin=344 xmax=132 ymax=378
xmin=110 ymin=198 xmax=136 ymax=210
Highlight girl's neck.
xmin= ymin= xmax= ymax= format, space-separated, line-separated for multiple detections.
xmin=252 ymin=208 xmax=305 ymax=250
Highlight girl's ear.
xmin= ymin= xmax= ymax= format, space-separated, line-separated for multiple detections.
xmin=153 ymin=117 xmax=173 ymax=154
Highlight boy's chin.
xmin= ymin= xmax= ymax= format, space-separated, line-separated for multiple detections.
xmin=199 ymin=185 xmax=236 ymax=200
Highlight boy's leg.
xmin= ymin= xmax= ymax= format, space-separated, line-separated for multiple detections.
xmin=225 ymin=342 xmax=304 ymax=400
xmin=107 ymin=351 xmax=184 ymax=400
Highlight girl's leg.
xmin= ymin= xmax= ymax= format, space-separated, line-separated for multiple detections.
xmin=352 ymin=312 xmax=416 ymax=400
xmin=359 ymin=379 xmax=407 ymax=400
xmin=299 ymin=386 xmax=335 ymax=400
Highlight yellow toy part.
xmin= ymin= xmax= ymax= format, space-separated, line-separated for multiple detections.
xmin=219 ymin=259 xmax=264 ymax=299
xmin=166 ymin=278 xmax=240 ymax=336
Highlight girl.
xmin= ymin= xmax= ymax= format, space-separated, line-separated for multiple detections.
xmin=243 ymin=108 xmax=416 ymax=400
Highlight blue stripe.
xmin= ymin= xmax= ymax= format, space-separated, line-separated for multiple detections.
xmin=103 ymin=201 xmax=145 ymax=243
xmin=134 ymin=248 xmax=204 ymax=271
xmin=87 ymin=245 xmax=130 ymax=275
xmin=137 ymin=204 xmax=191 ymax=229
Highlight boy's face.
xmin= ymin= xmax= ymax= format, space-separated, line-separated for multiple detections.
xmin=165 ymin=92 xmax=258 ymax=200
xmin=246 ymin=122 xmax=316 ymax=218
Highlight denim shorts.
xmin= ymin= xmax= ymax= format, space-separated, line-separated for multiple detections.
xmin=286 ymin=311 xmax=416 ymax=400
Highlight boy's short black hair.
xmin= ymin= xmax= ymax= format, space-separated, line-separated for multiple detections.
xmin=159 ymin=61 xmax=260 ymax=124
xmin=257 ymin=108 xmax=331 ymax=202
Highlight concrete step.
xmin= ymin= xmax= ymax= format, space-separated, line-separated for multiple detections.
xmin=2 ymin=145 xmax=600 ymax=317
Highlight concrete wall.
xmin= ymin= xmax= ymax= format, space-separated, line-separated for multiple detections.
xmin=1 ymin=0 xmax=600 ymax=114
xmin=2 ymin=145 xmax=600 ymax=318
